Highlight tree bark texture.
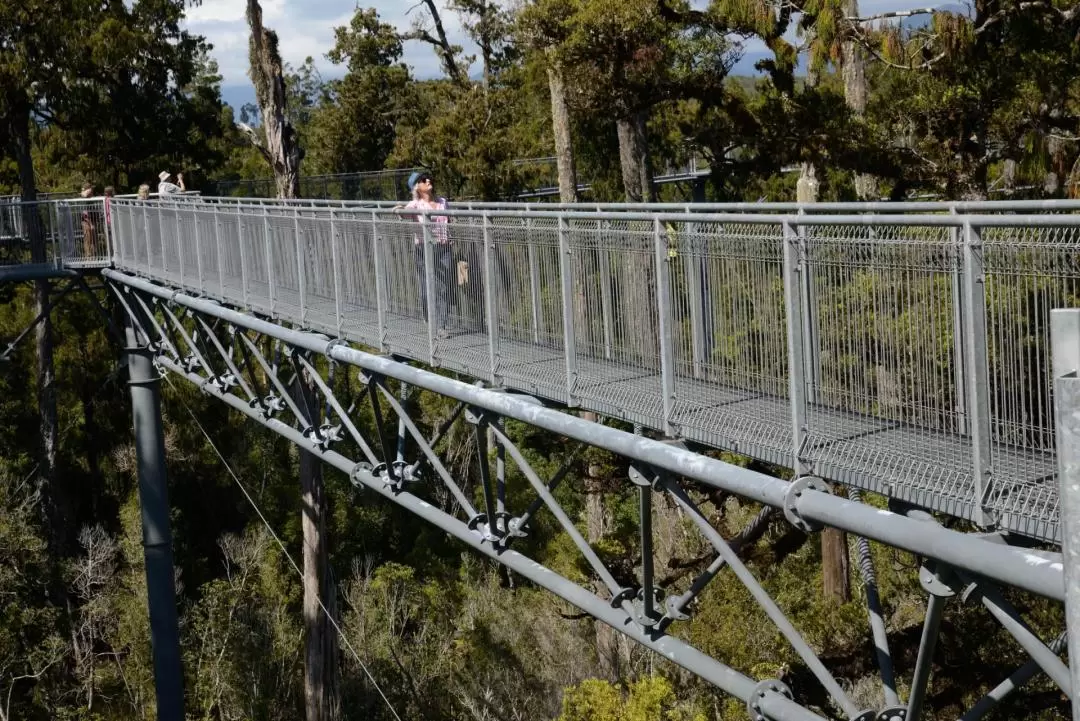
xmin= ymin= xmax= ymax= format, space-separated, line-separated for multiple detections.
xmin=246 ymin=0 xmax=301 ymax=199
xmin=9 ymin=105 xmax=62 ymax=551
xmin=547 ymin=57 xmax=578 ymax=204
xmin=295 ymin=368 xmax=337 ymax=721
xmin=841 ymin=0 xmax=877 ymax=200
xmin=616 ymin=112 xmax=654 ymax=203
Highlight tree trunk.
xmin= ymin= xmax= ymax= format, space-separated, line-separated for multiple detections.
xmin=841 ymin=0 xmax=877 ymax=200
xmin=547 ymin=57 xmax=578 ymax=204
xmin=10 ymin=106 xmax=61 ymax=551
xmin=295 ymin=366 xmax=336 ymax=721
xmin=822 ymin=525 xmax=851 ymax=603
xmin=616 ymin=112 xmax=653 ymax=203
xmin=246 ymin=0 xmax=301 ymax=199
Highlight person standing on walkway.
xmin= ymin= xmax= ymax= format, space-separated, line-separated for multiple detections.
xmin=157 ymin=171 xmax=185 ymax=196
xmin=402 ymin=171 xmax=452 ymax=337
xmin=79 ymin=182 xmax=97 ymax=259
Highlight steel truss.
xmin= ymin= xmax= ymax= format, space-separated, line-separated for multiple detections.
xmin=105 ymin=269 xmax=1070 ymax=721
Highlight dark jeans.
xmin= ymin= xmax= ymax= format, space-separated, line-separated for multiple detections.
xmin=415 ymin=243 xmax=453 ymax=332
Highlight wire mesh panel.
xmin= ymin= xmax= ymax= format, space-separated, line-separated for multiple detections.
xmin=297 ymin=210 xmax=337 ymax=334
xmin=0 ymin=201 xmax=63 ymax=269
xmin=800 ymin=223 xmax=973 ymax=516
xmin=192 ymin=206 xmax=221 ymax=298
xmin=489 ymin=216 xmax=568 ymax=402
xmin=433 ymin=216 xmax=492 ymax=379
xmin=664 ymin=220 xmax=791 ymax=462
xmin=215 ymin=207 xmax=246 ymax=307
xmin=334 ymin=210 xmax=382 ymax=349
xmin=376 ymin=211 xmax=431 ymax=361
xmin=60 ymin=200 xmax=110 ymax=267
xmin=982 ymin=223 xmax=1080 ymax=540
xmin=565 ymin=217 xmax=663 ymax=425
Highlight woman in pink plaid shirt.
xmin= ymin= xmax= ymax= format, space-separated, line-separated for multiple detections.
xmin=403 ymin=171 xmax=452 ymax=337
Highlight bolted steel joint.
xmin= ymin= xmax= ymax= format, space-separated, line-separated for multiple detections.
xmin=876 ymin=707 xmax=907 ymax=721
xmin=262 ymin=394 xmax=286 ymax=414
xmin=610 ymin=587 xmax=636 ymax=609
xmin=505 ymin=516 xmax=530 ymax=539
xmin=746 ymin=679 xmax=792 ymax=721
xmin=210 ymin=372 xmax=238 ymax=392
xmin=663 ymin=595 xmax=691 ymax=623
xmin=464 ymin=406 xmax=487 ymax=426
xmin=372 ymin=462 xmax=402 ymax=492
xmin=631 ymin=587 xmax=665 ymax=628
xmin=347 ymin=462 xmax=372 ymax=491
xmin=848 ymin=710 xmax=878 ymax=721
xmin=181 ymin=353 xmax=201 ymax=373
xmin=919 ymin=560 xmax=960 ymax=598
xmin=783 ymin=476 xmax=830 ymax=533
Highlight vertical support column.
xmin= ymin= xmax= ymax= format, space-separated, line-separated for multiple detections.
xmin=263 ymin=207 xmax=276 ymax=316
xmin=237 ymin=210 xmax=249 ymax=309
xmin=329 ymin=210 xmax=344 ymax=338
xmin=143 ymin=204 xmax=152 ymax=275
xmin=527 ymin=224 xmax=543 ymax=344
xmin=1052 ymin=308 xmax=1080 ymax=721
xmin=124 ymin=319 xmax=184 ymax=721
xmin=906 ymin=591 xmax=947 ymax=721
xmin=950 ymin=207 xmax=968 ymax=435
xmin=654 ymin=218 xmax=677 ymax=435
xmin=782 ymin=220 xmax=809 ymax=475
xmin=558 ymin=216 xmax=578 ymax=405
xmin=495 ymin=416 xmax=507 ymax=535
xmin=422 ymin=219 xmax=437 ymax=366
xmin=175 ymin=209 xmax=184 ymax=288
xmin=684 ymin=226 xmax=707 ymax=379
xmin=598 ymin=219 xmax=614 ymax=360
xmin=371 ymin=212 xmax=388 ymax=351
xmin=214 ymin=210 xmax=225 ymax=301
xmin=482 ymin=213 xmax=500 ymax=384
xmin=961 ymin=220 xmax=992 ymax=527
xmin=193 ymin=206 xmax=205 ymax=297
xmin=294 ymin=211 xmax=307 ymax=325
xmin=798 ymin=213 xmax=820 ymax=405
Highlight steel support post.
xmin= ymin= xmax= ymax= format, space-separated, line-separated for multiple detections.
xmin=1052 ymin=307 xmax=1080 ymax=721
xmin=294 ymin=213 xmax=307 ymax=325
xmin=906 ymin=589 xmax=948 ymax=721
xmin=797 ymin=215 xmax=820 ymax=405
xmin=482 ymin=214 xmax=500 ymax=384
xmin=966 ymin=582 xmax=1071 ymax=696
xmin=175 ymin=208 xmax=184 ymax=288
xmin=558 ymin=217 xmax=578 ymax=404
xmin=527 ymin=223 xmax=542 ymax=344
xmin=655 ymin=219 xmax=677 ymax=435
xmin=961 ymin=221 xmax=992 ymax=526
xmin=263 ymin=207 xmax=275 ymax=316
xmin=959 ymin=632 xmax=1067 ymax=721
xmin=782 ymin=220 xmax=809 ymax=473
xmin=422 ymin=221 xmax=437 ymax=365
xmin=396 ymin=382 xmax=409 ymax=464
xmin=371 ymin=212 xmax=388 ymax=350
xmin=329 ymin=210 xmax=344 ymax=337
xmin=598 ymin=222 xmax=614 ymax=360
xmin=124 ymin=322 xmax=184 ymax=721
xmin=949 ymin=207 xmax=968 ymax=435
xmin=192 ymin=206 xmax=204 ymax=297
xmin=237 ymin=211 xmax=249 ymax=308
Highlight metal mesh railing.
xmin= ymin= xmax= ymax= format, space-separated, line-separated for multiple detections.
xmin=108 ymin=198 xmax=1080 ymax=543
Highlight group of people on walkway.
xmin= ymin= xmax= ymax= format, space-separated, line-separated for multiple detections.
xmin=75 ymin=169 xmax=187 ymax=259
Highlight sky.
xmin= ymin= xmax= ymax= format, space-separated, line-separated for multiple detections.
xmin=185 ymin=0 xmax=959 ymax=111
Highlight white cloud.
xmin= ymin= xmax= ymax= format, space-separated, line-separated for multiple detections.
xmin=186 ymin=0 xmax=479 ymax=92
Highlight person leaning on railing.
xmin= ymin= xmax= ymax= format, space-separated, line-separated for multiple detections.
xmin=398 ymin=171 xmax=453 ymax=338
xmin=79 ymin=182 xmax=97 ymax=258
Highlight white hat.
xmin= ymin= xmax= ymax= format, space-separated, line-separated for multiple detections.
xmin=158 ymin=171 xmax=171 ymax=182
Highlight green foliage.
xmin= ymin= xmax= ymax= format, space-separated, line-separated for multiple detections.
xmin=558 ymin=677 xmax=705 ymax=721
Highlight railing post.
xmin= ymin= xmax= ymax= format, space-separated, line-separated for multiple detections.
xmin=1052 ymin=308 xmax=1080 ymax=721
xmin=684 ymin=218 xmax=707 ymax=379
xmin=558 ymin=216 xmax=578 ymax=404
xmin=961 ymin=220 xmax=993 ymax=527
xmin=295 ymin=211 xmax=307 ymax=325
xmin=782 ymin=220 xmax=809 ymax=474
xmin=527 ymin=223 xmax=543 ymax=344
xmin=797 ymin=208 xmax=820 ymax=405
xmin=237 ymin=209 xmax=249 ymax=308
xmin=422 ymin=218 xmax=437 ymax=366
xmin=483 ymin=213 xmax=500 ymax=384
xmin=949 ymin=206 xmax=968 ymax=435
xmin=655 ymin=218 xmax=677 ymax=435
xmin=371 ymin=211 xmax=388 ymax=351
xmin=143 ymin=203 xmax=152 ymax=274
xmin=598 ymin=220 xmax=614 ymax=360
xmin=193 ymin=205 xmax=204 ymax=296
xmin=330 ymin=209 xmax=343 ymax=338
xmin=264 ymin=206 xmax=276 ymax=316
xmin=124 ymin=318 xmax=185 ymax=721
xmin=214 ymin=210 xmax=225 ymax=299
xmin=175 ymin=205 xmax=184 ymax=287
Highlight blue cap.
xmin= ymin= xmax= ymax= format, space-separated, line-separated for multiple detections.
xmin=407 ymin=171 xmax=432 ymax=191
